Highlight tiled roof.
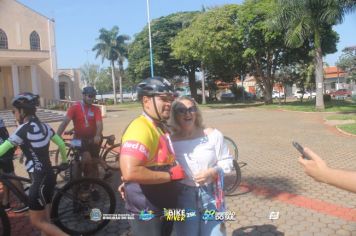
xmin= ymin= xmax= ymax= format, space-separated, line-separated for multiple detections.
xmin=324 ymin=66 xmax=346 ymax=79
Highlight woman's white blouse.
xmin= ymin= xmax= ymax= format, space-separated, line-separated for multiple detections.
xmin=172 ymin=129 xmax=234 ymax=187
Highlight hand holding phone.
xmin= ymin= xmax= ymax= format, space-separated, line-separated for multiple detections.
xmin=292 ymin=141 xmax=310 ymax=160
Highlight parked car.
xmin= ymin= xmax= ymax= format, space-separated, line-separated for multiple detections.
xmin=294 ymin=90 xmax=316 ymax=99
xmin=220 ymin=92 xmax=235 ymax=101
xmin=272 ymin=91 xmax=285 ymax=98
xmin=245 ymin=92 xmax=256 ymax=100
xmin=330 ymin=89 xmax=352 ymax=98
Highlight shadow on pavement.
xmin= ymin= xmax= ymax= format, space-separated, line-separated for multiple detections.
xmin=232 ymin=224 xmax=284 ymax=236
xmin=227 ymin=176 xmax=299 ymax=200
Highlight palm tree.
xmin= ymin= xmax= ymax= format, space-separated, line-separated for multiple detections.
xmin=80 ymin=63 xmax=99 ymax=87
xmin=276 ymin=0 xmax=355 ymax=110
xmin=92 ymin=26 xmax=130 ymax=104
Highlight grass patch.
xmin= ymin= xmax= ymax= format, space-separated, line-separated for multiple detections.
xmin=337 ymin=123 xmax=356 ymax=135
xmin=262 ymin=100 xmax=356 ymax=112
xmin=201 ymin=101 xmax=265 ymax=109
xmin=325 ymin=114 xmax=356 ymax=121
xmin=106 ymin=102 xmax=141 ymax=109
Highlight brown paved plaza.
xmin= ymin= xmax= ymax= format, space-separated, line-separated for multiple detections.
xmin=4 ymin=106 xmax=356 ymax=235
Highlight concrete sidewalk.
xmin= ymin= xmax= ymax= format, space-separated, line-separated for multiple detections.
xmin=3 ymin=106 xmax=356 ymax=235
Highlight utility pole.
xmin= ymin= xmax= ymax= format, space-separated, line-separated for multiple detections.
xmin=201 ymin=63 xmax=206 ymax=104
xmin=146 ymin=0 xmax=154 ymax=78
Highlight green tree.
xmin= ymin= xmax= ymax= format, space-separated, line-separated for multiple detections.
xmin=92 ymin=26 xmax=130 ymax=104
xmin=236 ymin=0 xmax=290 ymax=104
xmin=275 ymin=0 xmax=355 ymax=110
xmin=127 ymin=12 xmax=200 ymax=94
xmin=95 ymin=67 xmax=112 ymax=94
xmin=173 ymin=2 xmax=303 ymax=104
xmin=80 ymin=63 xmax=99 ymax=87
xmin=172 ymin=5 xmax=242 ymax=100
xmin=337 ymin=46 xmax=356 ymax=83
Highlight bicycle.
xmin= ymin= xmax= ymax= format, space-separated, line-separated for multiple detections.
xmin=0 ymin=206 xmax=10 ymax=236
xmin=0 ymin=165 xmax=116 ymax=235
xmin=223 ymin=136 xmax=242 ymax=196
xmin=54 ymin=134 xmax=121 ymax=180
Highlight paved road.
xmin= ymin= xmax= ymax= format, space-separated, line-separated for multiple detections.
xmin=3 ymin=106 xmax=356 ymax=235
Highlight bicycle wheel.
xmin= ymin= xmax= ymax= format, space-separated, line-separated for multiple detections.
xmin=223 ymin=137 xmax=242 ymax=195
xmin=0 ymin=206 xmax=10 ymax=236
xmin=224 ymin=136 xmax=238 ymax=161
xmin=224 ymin=160 xmax=242 ymax=196
xmin=102 ymin=143 xmax=120 ymax=170
xmin=51 ymin=178 xmax=116 ymax=235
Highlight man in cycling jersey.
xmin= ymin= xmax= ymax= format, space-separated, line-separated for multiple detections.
xmin=120 ymin=77 xmax=185 ymax=236
xmin=57 ymin=86 xmax=104 ymax=178
xmin=0 ymin=92 xmax=68 ymax=235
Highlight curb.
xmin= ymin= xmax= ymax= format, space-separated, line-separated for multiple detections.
xmin=335 ymin=126 xmax=356 ymax=137
xmin=322 ymin=117 xmax=356 ymax=137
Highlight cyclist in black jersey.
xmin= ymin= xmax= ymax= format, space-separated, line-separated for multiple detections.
xmin=0 ymin=93 xmax=68 ymax=236
xmin=0 ymin=118 xmax=28 ymax=213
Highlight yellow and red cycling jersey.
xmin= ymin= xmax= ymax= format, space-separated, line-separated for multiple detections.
xmin=120 ymin=114 xmax=176 ymax=167
xmin=121 ymin=114 xmax=178 ymax=214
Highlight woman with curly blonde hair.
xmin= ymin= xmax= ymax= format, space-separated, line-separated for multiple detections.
xmin=169 ymin=96 xmax=234 ymax=236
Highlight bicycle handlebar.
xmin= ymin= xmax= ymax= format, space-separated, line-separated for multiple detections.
xmin=61 ymin=131 xmax=116 ymax=145
xmin=52 ymin=163 xmax=70 ymax=175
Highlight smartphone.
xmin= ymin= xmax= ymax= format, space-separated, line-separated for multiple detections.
xmin=292 ymin=141 xmax=310 ymax=160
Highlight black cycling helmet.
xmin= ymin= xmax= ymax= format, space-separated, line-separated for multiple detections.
xmin=136 ymin=77 xmax=174 ymax=100
xmin=82 ymin=86 xmax=97 ymax=95
xmin=12 ymin=92 xmax=39 ymax=109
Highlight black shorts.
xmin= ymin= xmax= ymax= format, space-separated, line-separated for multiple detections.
xmin=80 ymin=139 xmax=101 ymax=159
xmin=28 ymin=171 xmax=56 ymax=210
xmin=0 ymin=156 xmax=14 ymax=174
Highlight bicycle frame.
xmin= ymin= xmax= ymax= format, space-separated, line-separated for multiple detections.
xmin=0 ymin=173 xmax=31 ymax=206
xmin=62 ymin=134 xmax=116 ymax=159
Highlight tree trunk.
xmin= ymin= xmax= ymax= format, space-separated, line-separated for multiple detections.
xmin=264 ymin=78 xmax=273 ymax=104
xmin=314 ymin=30 xmax=325 ymax=110
xmin=188 ymin=69 xmax=197 ymax=101
xmin=111 ymin=61 xmax=117 ymax=105
xmin=119 ymin=62 xmax=123 ymax=104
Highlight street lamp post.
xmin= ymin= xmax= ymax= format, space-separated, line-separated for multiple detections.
xmin=146 ymin=0 xmax=154 ymax=78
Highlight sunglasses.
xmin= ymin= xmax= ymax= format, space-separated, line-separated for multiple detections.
xmin=155 ymin=95 xmax=175 ymax=103
xmin=85 ymin=94 xmax=95 ymax=98
xmin=175 ymin=106 xmax=198 ymax=115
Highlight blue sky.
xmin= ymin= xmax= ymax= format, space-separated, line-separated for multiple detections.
xmin=18 ymin=0 xmax=356 ymax=69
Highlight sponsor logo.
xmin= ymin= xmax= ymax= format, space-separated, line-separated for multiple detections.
xmin=202 ymin=209 xmax=216 ymax=221
xmin=215 ymin=210 xmax=236 ymax=221
xmin=102 ymin=213 xmax=135 ymax=220
xmin=186 ymin=209 xmax=197 ymax=219
xmin=269 ymin=211 xmax=279 ymax=220
xmin=122 ymin=141 xmax=149 ymax=159
xmin=139 ymin=210 xmax=155 ymax=221
xmin=90 ymin=208 xmax=102 ymax=222
xmin=202 ymin=209 xmax=237 ymax=221
xmin=163 ymin=208 xmax=186 ymax=221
